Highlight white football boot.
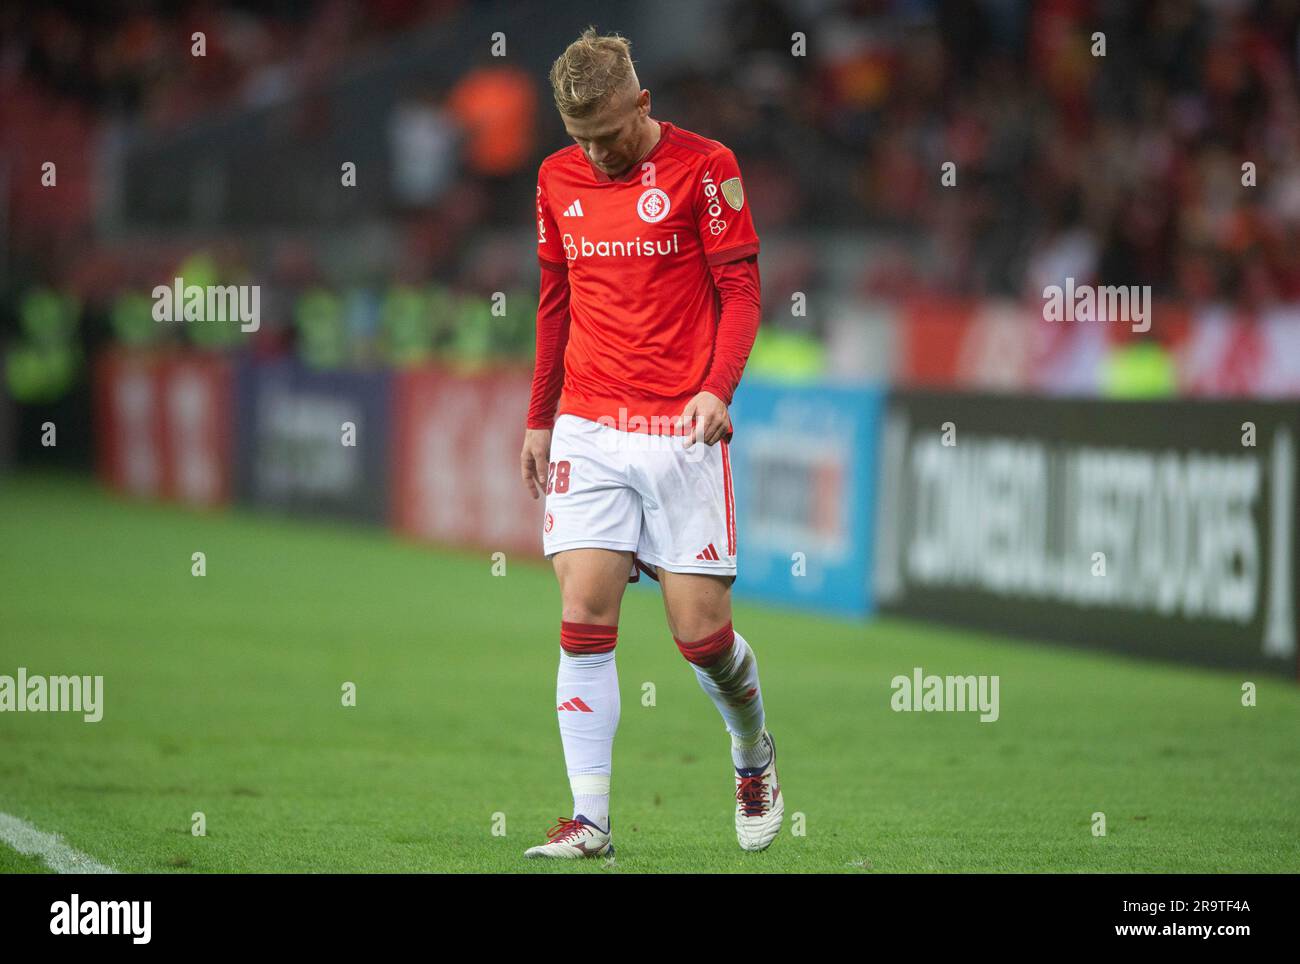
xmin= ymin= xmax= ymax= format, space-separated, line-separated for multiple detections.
xmin=735 ymin=731 xmax=784 ymax=851
xmin=524 ymin=815 xmax=614 ymax=859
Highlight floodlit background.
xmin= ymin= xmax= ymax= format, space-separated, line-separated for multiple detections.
xmin=6 ymin=0 xmax=1300 ymax=416
xmin=0 ymin=0 xmax=1298 ymax=874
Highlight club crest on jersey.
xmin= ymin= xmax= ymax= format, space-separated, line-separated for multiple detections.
xmin=637 ymin=188 xmax=671 ymax=223
xmin=720 ymin=177 xmax=744 ymax=211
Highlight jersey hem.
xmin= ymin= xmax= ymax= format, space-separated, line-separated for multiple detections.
xmin=557 ymin=393 xmax=698 ymax=434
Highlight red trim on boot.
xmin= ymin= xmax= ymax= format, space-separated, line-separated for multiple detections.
xmin=560 ymin=621 xmax=618 ymax=654
xmin=674 ymin=621 xmax=735 ymax=668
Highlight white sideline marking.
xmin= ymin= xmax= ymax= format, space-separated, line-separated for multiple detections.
xmin=0 ymin=812 xmax=117 ymax=874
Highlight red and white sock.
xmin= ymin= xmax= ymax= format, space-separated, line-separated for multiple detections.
xmin=556 ymin=622 xmax=619 ymax=829
xmin=674 ymin=622 xmax=768 ymax=769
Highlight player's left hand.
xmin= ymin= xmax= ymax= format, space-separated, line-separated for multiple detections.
xmin=681 ymin=391 xmax=732 ymax=447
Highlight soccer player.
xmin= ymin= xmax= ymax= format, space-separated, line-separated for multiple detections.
xmin=519 ymin=27 xmax=780 ymax=858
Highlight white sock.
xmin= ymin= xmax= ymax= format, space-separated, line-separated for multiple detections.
xmin=556 ymin=648 xmax=619 ymax=827
xmin=690 ymin=629 xmax=767 ymax=768
xmin=732 ymin=730 xmax=772 ymax=771
xmin=571 ymin=775 xmax=610 ymax=830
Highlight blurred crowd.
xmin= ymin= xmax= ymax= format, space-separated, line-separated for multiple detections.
xmin=704 ymin=0 xmax=1300 ymax=308
xmin=4 ymin=0 xmax=460 ymax=124
xmin=3 ymin=0 xmax=1300 ymax=349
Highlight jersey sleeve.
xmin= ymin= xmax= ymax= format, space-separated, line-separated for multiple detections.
xmin=526 ymin=266 xmax=571 ymax=429
xmin=701 ymin=256 xmax=761 ymax=406
xmin=695 ymin=147 xmax=760 ymax=266
xmin=536 ymin=165 xmax=566 ymax=268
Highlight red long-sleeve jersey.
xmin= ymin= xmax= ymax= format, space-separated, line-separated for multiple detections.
xmin=526 ymin=119 xmax=761 ymax=433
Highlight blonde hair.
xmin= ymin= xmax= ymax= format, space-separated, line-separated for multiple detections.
xmin=550 ymin=27 xmax=637 ymax=117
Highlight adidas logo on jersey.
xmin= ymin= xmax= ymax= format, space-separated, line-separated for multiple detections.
xmin=557 ymin=697 xmax=594 ymax=712
xmin=562 ymin=199 xmax=585 ymax=217
xmin=695 ymin=543 xmax=722 ymax=561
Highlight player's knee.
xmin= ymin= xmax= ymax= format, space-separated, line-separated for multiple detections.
xmin=560 ymin=591 xmax=620 ymax=626
xmin=673 ymin=619 xmax=734 ymax=668
xmin=560 ymin=620 xmax=618 ymax=655
xmin=556 ymin=576 xmax=621 ymax=631
xmin=665 ymin=591 xmax=732 ymax=652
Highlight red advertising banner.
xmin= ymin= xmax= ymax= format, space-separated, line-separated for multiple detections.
xmin=898 ymin=297 xmax=1045 ymax=391
xmin=93 ymin=349 xmax=234 ymax=506
xmin=392 ymin=364 xmax=543 ymax=557
xmin=896 ymin=295 xmax=1210 ymax=396
xmin=1177 ymin=307 xmax=1300 ymax=398
xmin=896 ymin=296 xmax=976 ymax=389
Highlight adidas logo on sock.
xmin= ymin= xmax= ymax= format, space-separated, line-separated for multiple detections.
xmin=695 ymin=543 xmax=721 ymax=561
xmin=557 ymin=697 xmax=594 ymax=712
xmin=562 ymin=199 xmax=584 ymax=217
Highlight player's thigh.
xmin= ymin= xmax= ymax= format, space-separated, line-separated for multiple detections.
xmin=657 ymin=568 xmax=733 ymax=642
xmin=553 ymin=548 xmax=634 ymax=626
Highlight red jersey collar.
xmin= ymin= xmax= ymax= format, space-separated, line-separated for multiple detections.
xmin=584 ymin=119 xmax=672 ymax=183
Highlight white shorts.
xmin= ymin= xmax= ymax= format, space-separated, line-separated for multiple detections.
xmin=542 ymin=414 xmax=737 ymax=578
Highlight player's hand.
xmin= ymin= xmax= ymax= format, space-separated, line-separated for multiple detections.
xmin=521 ymin=428 xmax=552 ymax=500
xmin=681 ymin=391 xmax=731 ymax=447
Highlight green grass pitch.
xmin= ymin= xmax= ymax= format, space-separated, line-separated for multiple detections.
xmin=1 ymin=473 xmax=1298 ymax=873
